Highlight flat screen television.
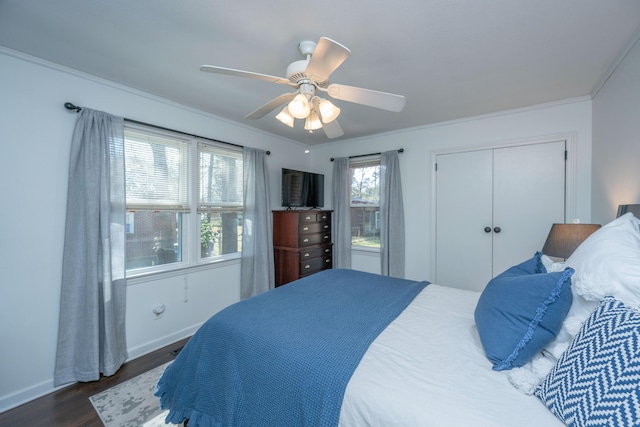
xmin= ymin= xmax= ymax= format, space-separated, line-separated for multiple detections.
xmin=281 ymin=168 xmax=325 ymax=208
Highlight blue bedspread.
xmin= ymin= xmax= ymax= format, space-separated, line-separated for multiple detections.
xmin=155 ymin=268 xmax=428 ymax=427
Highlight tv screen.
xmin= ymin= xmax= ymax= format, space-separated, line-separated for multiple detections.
xmin=281 ymin=168 xmax=324 ymax=208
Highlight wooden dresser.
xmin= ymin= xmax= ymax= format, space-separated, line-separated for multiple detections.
xmin=272 ymin=210 xmax=333 ymax=287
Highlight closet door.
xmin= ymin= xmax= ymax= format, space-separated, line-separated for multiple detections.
xmin=435 ymin=149 xmax=493 ymax=290
xmin=492 ymin=141 xmax=566 ymax=275
xmin=435 ymin=141 xmax=566 ymax=291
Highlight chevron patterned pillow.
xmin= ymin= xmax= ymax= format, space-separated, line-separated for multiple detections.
xmin=535 ymin=297 xmax=640 ymax=426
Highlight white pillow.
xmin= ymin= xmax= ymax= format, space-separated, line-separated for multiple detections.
xmin=541 ymin=254 xmax=566 ymax=273
xmin=566 ymin=212 xmax=640 ymax=307
xmin=508 ymin=216 xmax=640 ymax=394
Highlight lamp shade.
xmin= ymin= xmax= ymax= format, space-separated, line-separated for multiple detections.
xmin=304 ymin=110 xmax=322 ymax=131
xmin=287 ymin=94 xmax=310 ymax=119
xmin=318 ymin=99 xmax=340 ymax=123
xmin=275 ymin=106 xmax=294 ymax=127
xmin=542 ymin=223 xmax=601 ymax=259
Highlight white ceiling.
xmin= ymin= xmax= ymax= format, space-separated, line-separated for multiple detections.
xmin=1 ymin=0 xmax=639 ymax=145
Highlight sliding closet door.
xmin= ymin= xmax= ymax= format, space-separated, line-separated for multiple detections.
xmin=492 ymin=141 xmax=566 ymax=275
xmin=435 ymin=149 xmax=494 ymax=290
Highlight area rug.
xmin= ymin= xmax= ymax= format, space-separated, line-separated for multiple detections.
xmin=90 ymin=361 xmax=180 ymax=426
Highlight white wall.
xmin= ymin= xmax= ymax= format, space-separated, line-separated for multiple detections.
xmin=310 ymin=99 xmax=593 ymax=282
xmin=0 ymin=49 xmax=309 ymax=411
xmin=592 ymin=36 xmax=640 ymax=223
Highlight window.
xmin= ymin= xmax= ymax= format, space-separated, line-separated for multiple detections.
xmin=123 ymin=124 xmax=243 ymax=274
xmin=350 ymin=158 xmax=380 ymax=248
xmin=198 ymin=143 xmax=243 ymax=259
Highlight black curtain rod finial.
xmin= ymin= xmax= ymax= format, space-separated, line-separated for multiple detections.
xmin=64 ymin=102 xmax=81 ymax=112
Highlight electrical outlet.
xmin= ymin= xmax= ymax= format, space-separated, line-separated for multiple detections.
xmin=153 ymin=303 xmax=165 ymax=319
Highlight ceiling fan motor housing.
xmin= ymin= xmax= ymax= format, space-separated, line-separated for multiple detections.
xmin=286 ymin=59 xmax=311 ymax=84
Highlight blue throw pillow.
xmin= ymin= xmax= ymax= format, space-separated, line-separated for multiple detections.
xmin=474 ymin=252 xmax=574 ymax=370
xmin=535 ymin=298 xmax=640 ymax=426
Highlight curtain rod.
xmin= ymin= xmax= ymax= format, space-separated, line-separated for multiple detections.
xmin=330 ymin=148 xmax=404 ymax=162
xmin=64 ymin=102 xmax=270 ymax=155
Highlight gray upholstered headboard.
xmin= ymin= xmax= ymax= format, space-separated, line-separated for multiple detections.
xmin=617 ymin=204 xmax=640 ymax=218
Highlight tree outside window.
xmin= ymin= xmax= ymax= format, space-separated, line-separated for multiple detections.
xmin=350 ymin=159 xmax=380 ymax=248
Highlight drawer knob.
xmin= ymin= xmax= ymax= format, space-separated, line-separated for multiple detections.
xmin=303 ymin=226 xmax=309 ymax=231
xmin=304 ymin=253 xmax=309 ymax=257
xmin=325 ymin=259 xmax=330 ymax=263
xmin=304 ymin=264 xmax=310 ymax=269
xmin=305 ymin=216 xmax=312 ymax=220
xmin=303 ymin=238 xmax=309 ymax=243
xmin=324 ymin=225 xmax=329 ymax=229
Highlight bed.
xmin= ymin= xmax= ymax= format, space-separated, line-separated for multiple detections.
xmin=156 ymin=213 xmax=640 ymax=427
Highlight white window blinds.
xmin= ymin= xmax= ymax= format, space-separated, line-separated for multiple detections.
xmin=198 ymin=142 xmax=243 ymax=211
xmin=124 ymin=128 xmax=190 ymax=211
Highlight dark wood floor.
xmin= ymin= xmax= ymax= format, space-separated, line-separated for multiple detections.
xmin=0 ymin=337 xmax=190 ymax=427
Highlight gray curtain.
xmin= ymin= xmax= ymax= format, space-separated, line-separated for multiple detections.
xmin=54 ymin=108 xmax=127 ymax=386
xmin=380 ymin=150 xmax=405 ymax=278
xmin=240 ymin=147 xmax=274 ymax=299
xmin=332 ymin=157 xmax=352 ymax=269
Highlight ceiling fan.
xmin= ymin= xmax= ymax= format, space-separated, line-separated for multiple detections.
xmin=200 ymin=37 xmax=406 ymax=139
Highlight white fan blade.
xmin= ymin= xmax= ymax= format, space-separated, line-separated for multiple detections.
xmin=200 ymin=65 xmax=291 ymax=85
xmin=305 ymin=37 xmax=350 ymax=83
xmin=245 ymin=93 xmax=296 ymax=119
xmin=326 ymin=84 xmax=405 ymax=112
xmin=322 ymin=119 xmax=344 ymax=139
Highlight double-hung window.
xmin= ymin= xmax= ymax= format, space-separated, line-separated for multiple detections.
xmin=350 ymin=157 xmax=381 ymax=248
xmin=124 ymin=127 xmax=189 ymax=271
xmin=123 ymin=124 xmax=243 ymax=275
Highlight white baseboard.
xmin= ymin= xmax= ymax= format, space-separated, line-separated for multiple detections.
xmin=0 ymin=324 xmax=202 ymax=414
xmin=0 ymin=379 xmax=71 ymax=413
xmin=126 ymin=324 xmax=201 ymax=360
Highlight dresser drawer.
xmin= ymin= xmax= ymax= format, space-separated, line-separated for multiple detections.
xmin=300 ymin=246 xmax=326 ymax=260
xmin=299 ymin=222 xmax=323 ymax=234
xmin=299 ymin=212 xmax=318 ymax=222
xmin=298 ymin=212 xmax=331 ymax=223
xmin=300 ymin=256 xmax=323 ymax=274
xmin=299 ymin=233 xmax=320 ymax=246
xmin=316 ymin=212 xmax=330 ymax=222
xmin=299 ymin=245 xmax=332 ymax=261
xmin=300 ymin=254 xmax=332 ymax=276
xmin=298 ymin=232 xmax=331 ymax=246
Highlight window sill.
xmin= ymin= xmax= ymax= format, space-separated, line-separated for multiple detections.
xmin=351 ymin=246 xmax=381 ymax=255
xmin=126 ymin=255 xmax=241 ymax=286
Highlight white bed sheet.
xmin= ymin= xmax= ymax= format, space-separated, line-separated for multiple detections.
xmin=339 ymin=284 xmax=564 ymax=427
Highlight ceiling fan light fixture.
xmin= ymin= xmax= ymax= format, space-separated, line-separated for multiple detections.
xmin=318 ymin=98 xmax=340 ymax=123
xmin=288 ymin=93 xmax=311 ymax=119
xmin=275 ymin=106 xmax=295 ymax=127
xmin=304 ymin=110 xmax=322 ymax=131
